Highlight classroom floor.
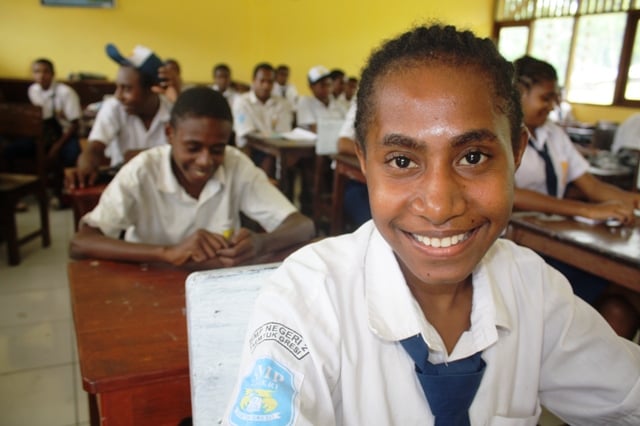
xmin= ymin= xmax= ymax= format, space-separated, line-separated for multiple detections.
xmin=0 ymin=197 xmax=566 ymax=426
xmin=0 ymin=198 xmax=89 ymax=426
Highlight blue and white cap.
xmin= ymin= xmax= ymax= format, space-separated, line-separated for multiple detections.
xmin=105 ymin=43 xmax=163 ymax=84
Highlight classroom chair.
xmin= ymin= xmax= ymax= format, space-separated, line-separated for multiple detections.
xmin=0 ymin=103 xmax=51 ymax=265
xmin=185 ymin=262 xmax=280 ymax=425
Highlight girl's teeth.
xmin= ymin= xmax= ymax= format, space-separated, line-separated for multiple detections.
xmin=413 ymin=232 xmax=468 ymax=248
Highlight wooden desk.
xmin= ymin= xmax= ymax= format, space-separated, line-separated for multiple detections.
xmin=331 ymin=154 xmax=366 ymax=235
xmin=69 ymin=243 xmax=314 ymax=426
xmin=245 ymin=134 xmax=316 ymax=200
xmin=506 ymin=212 xmax=640 ymax=293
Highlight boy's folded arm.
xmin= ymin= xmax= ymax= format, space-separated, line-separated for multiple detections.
xmin=69 ymin=224 xmax=178 ymax=265
xmin=253 ymin=212 xmax=315 ymax=257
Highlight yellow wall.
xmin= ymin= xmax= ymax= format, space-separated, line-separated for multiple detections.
xmin=0 ymin=0 xmax=492 ymax=96
xmin=3 ymin=0 xmax=637 ymax=121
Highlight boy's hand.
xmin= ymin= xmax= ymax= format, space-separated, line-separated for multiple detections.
xmin=165 ymin=229 xmax=230 ymax=266
xmin=216 ymin=228 xmax=261 ymax=267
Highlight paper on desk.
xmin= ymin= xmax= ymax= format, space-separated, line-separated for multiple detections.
xmin=280 ymin=127 xmax=317 ymax=141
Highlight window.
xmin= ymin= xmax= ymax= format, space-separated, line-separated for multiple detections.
xmin=494 ymin=0 xmax=640 ymax=107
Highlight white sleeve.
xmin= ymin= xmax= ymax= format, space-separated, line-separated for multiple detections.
xmin=233 ymin=96 xmax=256 ymax=148
xmin=60 ymin=85 xmax=82 ymax=122
xmin=224 ymin=258 xmax=339 ymax=425
xmin=295 ymin=97 xmax=316 ymax=128
xmin=338 ymin=102 xmax=356 ymax=139
xmin=80 ymin=163 xmax=139 ymax=238
xmin=88 ymin=98 xmax=121 ymax=147
xmin=234 ymin=150 xmax=297 ymax=231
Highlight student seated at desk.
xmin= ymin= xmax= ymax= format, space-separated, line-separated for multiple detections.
xmin=513 ymin=55 xmax=640 ymax=338
xmin=211 ymin=63 xmax=239 ymax=112
xmin=68 ymin=44 xmax=179 ymax=189
xmin=233 ymin=62 xmax=293 ymax=175
xmin=70 ymin=87 xmax=315 ymax=269
xmin=3 ymin=58 xmax=81 ymax=208
xmin=224 ymin=24 xmax=640 ymax=425
xmin=271 ymin=64 xmax=299 ymax=112
xmin=337 ymin=101 xmax=371 ymax=228
xmin=296 ymin=65 xmax=346 ymax=133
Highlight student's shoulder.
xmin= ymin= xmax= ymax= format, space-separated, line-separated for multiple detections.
xmin=278 ymin=222 xmax=375 ymax=282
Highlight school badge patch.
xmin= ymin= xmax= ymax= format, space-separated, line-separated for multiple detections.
xmin=229 ymin=358 xmax=298 ymax=425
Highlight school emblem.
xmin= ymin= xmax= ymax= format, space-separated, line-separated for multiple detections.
xmin=229 ymin=358 xmax=298 ymax=426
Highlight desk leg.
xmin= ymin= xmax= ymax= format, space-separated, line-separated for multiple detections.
xmin=89 ymin=393 xmax=100 ymax=426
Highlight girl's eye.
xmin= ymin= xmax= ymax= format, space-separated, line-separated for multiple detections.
xmin=460 ymin=151 xmax=487 ymax=166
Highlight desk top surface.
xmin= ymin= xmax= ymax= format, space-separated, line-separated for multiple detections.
xmin=69 ymin=241 xmax=315 ymax=394
xmin=509 ymin=212 xmax=640 ymax=267
xmin=69 ymin=260 xmax=191 ymax=393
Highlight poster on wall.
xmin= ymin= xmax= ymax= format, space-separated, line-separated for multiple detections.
xmin=41 ymin=0 xmax=114 ymax=7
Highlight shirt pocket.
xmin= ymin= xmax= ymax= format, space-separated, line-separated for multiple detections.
xmin=488 ymin=404 xmax=542 ymax=426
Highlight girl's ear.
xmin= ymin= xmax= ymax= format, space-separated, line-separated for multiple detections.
xmin=514 ymin=126 xmax=528 ymax=170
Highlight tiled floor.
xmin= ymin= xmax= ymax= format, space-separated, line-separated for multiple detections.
xmin=0 ymin=197 xmax=566 ymax=426
xmin=0 ymin=198 xmax=89 ymax=426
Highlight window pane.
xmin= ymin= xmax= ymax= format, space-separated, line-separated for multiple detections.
xmin=624 ymin=22 xmax=640 ymax=100
xmin=567 ymin=13 xmax=626 ymax=105
xmin=530 ymin=17 xmax=574 ymax=86
xmin=497 ymin=26 xmax=530 ymax=61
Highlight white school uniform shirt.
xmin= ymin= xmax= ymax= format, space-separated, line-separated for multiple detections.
xmin=233 ymin=91 xmax=293 ymax=148
xmin=296 ymin=95 xmax=346 ymax=129
xmin=87 ymin=95 xmax=171 ymax=166
xmin=611 ymin=113 xmax=640 ymax=153
xmin=338 ymin=101 xmax=356 ymax=140
xmin=514 ymin=121 xmax=589 ymax=197
xmin=225 ymin=221 xmax=640 ymax=426
xmin=81 ymin=144 xmax=296 ymax=244
xmin=271 ymin=82 xmax=299 ymax=110
xmin=28 ymin=81 xmax=81 ymax=130
xmin=212 ymin=85 xmax=240 ymax=112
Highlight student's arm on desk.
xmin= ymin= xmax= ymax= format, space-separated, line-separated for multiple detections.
xmin=514 ymin=186 xmax=637 ymax=223
xmin=215 ymin=212 xmax=315 ymax=267
xmin=572 ymin=173 xmax=640 ymax=210
xmin=70 ymin=223 xmax=233 ymax=267
xmin=66 ymin=140 xmax=107 ymax=189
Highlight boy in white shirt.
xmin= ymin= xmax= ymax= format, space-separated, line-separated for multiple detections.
xmin=70 ymin=87 xmax=314 ymax=269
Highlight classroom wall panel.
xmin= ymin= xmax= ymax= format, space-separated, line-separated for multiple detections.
xmin=0 ymin=0 xmax=492 ymax=95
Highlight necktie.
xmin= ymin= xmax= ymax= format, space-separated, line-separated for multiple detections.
xmin=528 ymin=139 xmax=558 ymax=197
xmin=400 ymin=334 xmax=485 ymax=426
xmin=281 ymin=86 xmax=286 ymax=98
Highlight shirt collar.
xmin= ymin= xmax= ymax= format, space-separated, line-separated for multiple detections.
xmin=156 ymin=145 xmax=226 ymax=203
xmin=364 ymin=226 xmax=509 ymax=354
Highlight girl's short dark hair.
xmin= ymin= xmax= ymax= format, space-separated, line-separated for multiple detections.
xmin=355 ymin=23 xmax=523 ymax=153
xmin=513 ymin=55 xmax=558 ymax=90
xmin=170 ymin=86 xmax=233 ymax=127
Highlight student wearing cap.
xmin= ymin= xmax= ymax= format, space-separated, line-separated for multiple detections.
xmin=70 ymin=87 xmax=315 ymax=269
xmin=296 ymin=65 xmax=347 ymax=133
xmin=271 ymin=64 xmax=299 ymax=112
xmin=69 ymin=44 xmax=175 ymax=189
xmin=233 ymin=62 xmax=294 ymax=176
